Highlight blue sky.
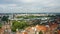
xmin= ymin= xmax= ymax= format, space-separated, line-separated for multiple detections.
xmin=0 ymin=0 xmax=60 ymax=13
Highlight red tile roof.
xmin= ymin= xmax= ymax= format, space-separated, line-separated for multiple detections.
xmin=58 ymin=30 xmax=60 ymax=34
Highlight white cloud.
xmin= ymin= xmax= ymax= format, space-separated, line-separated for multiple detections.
xmin=1 ymin=0 xmax=60 ymax=7
xmin=20 ymin=0 xmax=35 ymax=3
xmin=0 ymin=4 xmax=17 ymax=7
xmin=0 ymin=0 xmax=60 ymax=13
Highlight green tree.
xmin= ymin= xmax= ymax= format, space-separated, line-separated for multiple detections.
xmin=1 ymin=16 xmax=9 ymax=22
xmin=32 ymin=19 xmax=41 ymax=25
xmin=11 ymin=21 xmax=28 ymax=32
xmin=0 ymin=23 xmax=2 ymax=28
xmin=39 ymin=31 xmax=43 ymax=34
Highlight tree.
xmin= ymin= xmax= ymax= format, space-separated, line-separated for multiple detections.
xmin=39 ymin=31 xmax=43 ymax=34
xmin=32 ymin=19 xmax=41 ymax=25
xmin=1 ymin=16 xmax=9 ymax=22
xmin=11 ymin=21 xmax=28 ymax=32
xmin=0 ymin=23 xmax=2 ymax=28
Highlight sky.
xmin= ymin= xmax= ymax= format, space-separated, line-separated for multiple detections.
xmin=0 ymin=0 xmax=60 ymax=13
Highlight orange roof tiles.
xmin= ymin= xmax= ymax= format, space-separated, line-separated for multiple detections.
xmin=22 ymin=32 xmax=28 ymax=34
xmin=15 ymin=22 xmax=59 ymax=34
xmin=35 ymin=25 xmax=48 ymax=32
xmin=58 ymin=30 xmax=60 ymax=34
xmin=50 ymin=23 xmax=58 ymax=30
xmin=25 ymin=25 xmax=48 ymax=32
